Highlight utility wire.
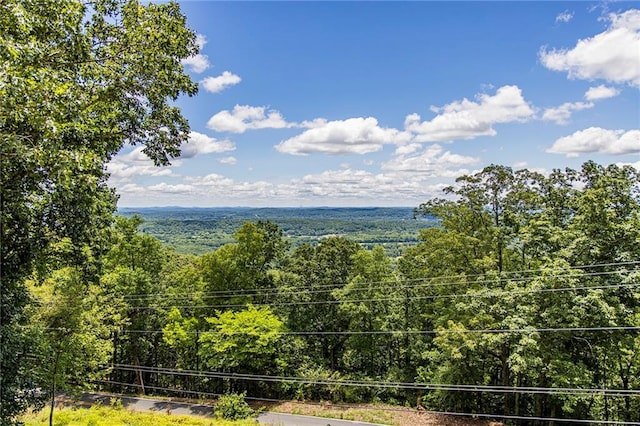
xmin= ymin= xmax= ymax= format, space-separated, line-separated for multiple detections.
xmin=90 ymin=381 xmax=640 ymax=425
xmin=120 ymin=268 xmax=639 ymax=302
xmin=109 ymin=364 xmax=640 ymax=397
xmin=125 ymin=281 xmax=640 ymax=310
xmin=46 ymin=325 xmax=640 ymax=336
xmin=117 ymin=260 xmax=640 ymax=300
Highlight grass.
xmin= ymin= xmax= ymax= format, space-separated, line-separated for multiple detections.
xmin=21 ymin=405 xmax=259 ymax=426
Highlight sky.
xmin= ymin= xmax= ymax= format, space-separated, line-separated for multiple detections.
xmin=111 ymin=1 xmax=640 ymax=208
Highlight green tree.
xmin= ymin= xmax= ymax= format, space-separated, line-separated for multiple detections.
xmin=282 ymin=237 xmax=361 ymax=371
xmin=28 ymin=267 xmax=121 ymax=426
xmin=199 ymin=305 xmax=285 ymax=374
xmin=1 ymin=0 xmax=198 ymax=420
xmin=101 ymin=216 xmax=170 ymax=394
xmin=411 ymin=162 xmax=640 ymax=421
xmin=199 ymin=221 xmax=289 ymax=307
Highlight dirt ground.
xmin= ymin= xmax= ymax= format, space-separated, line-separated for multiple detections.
xmin=256 ymin=400 xmax=504 ymax=426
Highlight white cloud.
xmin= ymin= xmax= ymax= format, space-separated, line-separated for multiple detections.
xmin=107 ymin=147 xmax=177 ymax=182
xmin=116 ymin=167 xmax=452 ymax=207
xmin=547 ymin=127 xmax=640 ymax=156
xmin=394 ymin=143 xmax=423 ymax=156
xmin=187 ymin=173 xmax=273 ymax=195
xmin=108 ymin=131 xmax=233 ymax=183
xmin=181 ymin=34 xmax=210 ymax=73
xmin=180 ymin=132 xmax=235 ymax=158
xmin=219 ymin=156 xmax=237 ymax=165
xmin=513 ymin=161 xmax=528 ymax=168
xmin=207 ymin=105 xmax=294 ymax=133
xmin=382 ymin=144 xmax=480 ymax=177
xmin=278 ymin=168 xmax=442 ymax=202
xmin=182 ymin=55 xmax=210 ymax=74
xmin=540 ymin=9 xmax=640 ymax=87
xmin=542 ymin=101 xmax=594 ymax=124
xmin=194 ymin=33 xmax=207 ymax=50
xmin=405 ymin=85 xmax=535 ymax=142
xmin=275 ymin=117 xmax=412 ymax=156
xmin=201 ymin=71 xmax=242 ymax=93
xmin=186 ymin=173 xmax=234 ymax=187
xmin=147 ymin=183 xmax=195 ymax=193
xmin=300 ymin=118 xmax=329 ymax=129
xmin=584 ymin=84 xmax=621 ymax=100
xmin=556 ymin=10 xmax=574 ymax=23
xmin=618 ymin=160 xmax=640 ymax=170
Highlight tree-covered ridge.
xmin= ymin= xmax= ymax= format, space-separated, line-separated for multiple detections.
xmin=117 ymin=207 xmax=433 ymax=256
xmin=18 ymin=162 xmax=640 ymax=425
xmin=1 ymin=1 xmax=638 ymax=425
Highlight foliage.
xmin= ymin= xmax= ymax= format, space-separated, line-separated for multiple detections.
xmin=199 ymin=305 xmax=285 ymax=373
xmin=0 ymin=0 xmax=198 ymax=421
xmin=215 ymin=393 xmax=254 ymax=421
xmin=21 ymin=404 xmax=257 ymax=426
xmin=27 ymin=267 xmax=121 ymax=395
xmin=7 ymin=161 xmax=640 ymax=423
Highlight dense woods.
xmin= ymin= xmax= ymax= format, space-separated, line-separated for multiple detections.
xmin=12 ymin=161 xmax=640 ymax=425
xmin=2 ymin=1 xmax=639 ymax=425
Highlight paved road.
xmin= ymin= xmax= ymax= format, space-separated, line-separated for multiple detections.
xmin=256 ymin=411 xmax=383 ymax=426
xmin=74 ymin=393 xmax=384 ymax=426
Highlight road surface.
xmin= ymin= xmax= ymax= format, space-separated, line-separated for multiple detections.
xmin=73 ymin=393 xmax=384 ymax=426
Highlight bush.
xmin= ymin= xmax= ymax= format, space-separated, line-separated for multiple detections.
xmin=216 ymin=392 xmax=254 ymax=420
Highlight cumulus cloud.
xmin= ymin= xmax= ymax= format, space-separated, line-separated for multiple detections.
xmin=108 ymin=131 xmax=232 ymax=182
xmin=584 ymin=84 xmax=621 ymax=100
xmin=547 ymin=127 xmax=640 ymax=156
xmin=618 ymin=160 xmax=640 ymax=170
xmin=394 ymin=143 xmax=423 ymax=156
xmin=181 ymin=34 xmax=210 ymax=73
xmin=540 ymin=9 xmax=640 ymax=87
xmin=556 ymin=11 xmax=574 ymax=23
xmin=202 ymin=71 xmax=242 ymax=93
xmin=186 ymin=173 xmax=273 ymax=195
xmin=180 ymin=132 xmax=235 ymax=158
xmin=219 ymin=156 xmax=237 ymax=165
xmin=116 ymin=166 xmax=452 ymax=207
xmin=405 ymin=85 xmax=535 ymax=142
xmin=382 ymin=144 xmax=480 ymax=177
xmin=275 ymin=117 xmax=412 ymax=156
xmin=147 ymin=183 xmax=195 ymax=193
xmin=276 ymin=168 xmax=443 ymax=202
xmin=542 ymin=101 xmax=594 ymax=124
xmin=207 ymin=105 xmax=294 ymax=133
xmin=107 ymin=147 xmax=177 ymax=182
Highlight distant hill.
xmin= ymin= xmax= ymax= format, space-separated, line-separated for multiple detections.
xmin=118 ymin=207 xmax=436 ymax=256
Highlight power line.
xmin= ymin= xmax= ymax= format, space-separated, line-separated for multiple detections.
xmin=426 ymin=410 xmax=640 ymax=425
xmin=49 ymin=325 xmax=638 ymax=336
xmin=109 ymin=364 xmax=640 ymax=397
xmin=117 ymin=260 xmax=640 ymax=300
xmin=125 ymin=281 xmax=640 ymax=310
xmin=90 ymin=381 xmax=640 ymax=425
xmin=120 ymin=268 xmax=639 ymax=303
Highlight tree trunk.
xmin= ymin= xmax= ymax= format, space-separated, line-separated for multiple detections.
xmin=49 ymin=350 xmax=60 ymax=426
xmin=134 ymin=356 xmax=145 ymax=395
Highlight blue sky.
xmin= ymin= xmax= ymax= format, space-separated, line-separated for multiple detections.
xmin=111 ymin=1 xmax=640 ymax=207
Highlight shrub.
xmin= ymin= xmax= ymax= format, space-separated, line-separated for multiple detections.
xmin=216 ymin=392 xmax=254 ymax=420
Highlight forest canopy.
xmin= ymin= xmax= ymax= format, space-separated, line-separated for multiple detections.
xmin=1 ymin=1 xmax=638 ymax=425
xmin=6 ymin=154 xmax=640 ymax=425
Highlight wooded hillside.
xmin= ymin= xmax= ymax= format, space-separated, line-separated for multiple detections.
xmin=20 ymin=162 xmax=640 ymax=425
